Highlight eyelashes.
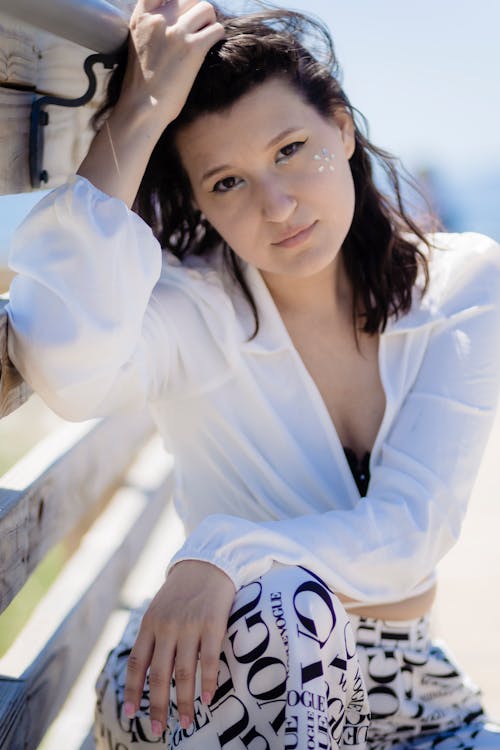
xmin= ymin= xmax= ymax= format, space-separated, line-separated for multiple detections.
xmin=276 ymin=140 xmax=306 ymax=163
xmin=211 ymin=140 xmax=307 ymax=194
xmin=212 ymin=175 xmax=244 ymax=194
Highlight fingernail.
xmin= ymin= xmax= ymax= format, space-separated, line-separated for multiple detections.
xmin=202 ymin=691 xmax=212 ymax=705
xmin=180 ymin=714 xmax=191 ymax=730
xmin=124 ymin=701 xmax=135 ymax=718
xmin=151 ymin=720 xmax=163 ymax=736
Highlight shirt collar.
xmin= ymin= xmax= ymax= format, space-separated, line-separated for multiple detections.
xmin=242 ymin=259 xmax=443 ymax=353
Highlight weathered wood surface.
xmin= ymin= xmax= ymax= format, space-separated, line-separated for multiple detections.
xmin=0 ymin=2 xmax=135 ymax=87
xmin=0 ymin=16 xmax=38 ymax=89
xmin=0 ymin=87 xmax=32 ymax=196
xmin=0 ymin=2 xmax=135 ymax=194
xmin=0 ymin=677 xmax=26 ymax=748
xmin=0 ymin=434 xmax=174 ymax=749
xmin=43 ymin=499 xmax=185 ymax=750
xmin=0 ymin=300 xmax=32 ymax=419
xmin=0 ymin=408 xmax=155 ymax=614
xmin=0 ymin=19 xmax=108 ymax=194
xmin=0 ymin=0 xmax=130 ymax=55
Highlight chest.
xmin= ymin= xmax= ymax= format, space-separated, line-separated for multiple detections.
xmin=284 ymin=319 xmax=386 ymax=461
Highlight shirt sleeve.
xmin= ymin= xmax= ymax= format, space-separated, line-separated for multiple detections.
xmin=167 ymin=234 xmax=500 ymax=603
xmin=6 ymin=175 xmax=237 ymax=420
xmin=6 ymin=175 xmax=164 ymax=419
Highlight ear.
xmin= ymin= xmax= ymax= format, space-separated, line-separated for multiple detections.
xmin=333 ymin=109 xmax=356 ymax=160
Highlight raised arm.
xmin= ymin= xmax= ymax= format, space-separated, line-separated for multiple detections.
xmin=78 ymin=0 xmax=224 ymax=206
xmin=6 ymin=1 xmax=226 ymax=420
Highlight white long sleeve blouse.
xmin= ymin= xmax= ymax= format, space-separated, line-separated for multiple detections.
xmin=6 ymin=175 xmax=500 ymax=605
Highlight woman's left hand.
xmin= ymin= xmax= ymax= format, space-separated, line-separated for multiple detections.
xmin=123 ymin=559 xmax=236 ymax=736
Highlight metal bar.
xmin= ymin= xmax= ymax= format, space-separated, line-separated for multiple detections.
xmin=0 ymin=0 xmax=130 ymax=54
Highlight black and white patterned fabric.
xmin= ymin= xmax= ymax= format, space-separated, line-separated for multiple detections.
xmin=94 ymin=565 xmax=500 ymax=749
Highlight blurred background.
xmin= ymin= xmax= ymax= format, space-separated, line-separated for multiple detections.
xmin=268 ymin=0 xmax=500 ymax=239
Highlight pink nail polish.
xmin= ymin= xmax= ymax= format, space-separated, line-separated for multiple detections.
xmin=180 ymin=714 xmax=191 ymax=730
xmin=151 ymin=720 xmax=163 ymax=736
xmin=202 ymin=691 xmax=212 ymax=705
xmin=124 ymin=701 xmax=135 ymax=718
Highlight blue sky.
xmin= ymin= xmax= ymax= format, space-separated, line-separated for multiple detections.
xmin=269 ymin=0 xmax=500 ymax=174
xmin=1 ymin=0 xmax=499 ymax=265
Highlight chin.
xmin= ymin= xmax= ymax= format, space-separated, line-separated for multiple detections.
xmin=276 ymin=244 xmax=341 ymax=278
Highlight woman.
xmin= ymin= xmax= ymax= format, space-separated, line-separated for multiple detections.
xmin=6 ymin=0 xmax=500 ymax=747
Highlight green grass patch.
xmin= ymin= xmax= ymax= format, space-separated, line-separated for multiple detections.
xmin=0 ymin=543 xmax=67 ymax=657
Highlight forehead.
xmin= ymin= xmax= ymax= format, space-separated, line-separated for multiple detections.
xmin=175 ymin=78 xmax=324 ymax=169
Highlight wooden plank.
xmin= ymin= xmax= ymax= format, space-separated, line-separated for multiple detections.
xmin=0 ymin=409 xmax=154 ymax=614
xmin=0 ymin=677 xmax=26 ymax=748
xmin=0 ymin=83 xmax=101 ymax=194
xmin=40 ymin=498 xmax=184 ymax=750
xmin=0 ymin=57 xmax=106 ymax=194
xmin=0 ymin=435 xmax=174 ymax=750
xmin=0 ymin=301 xmax=32 ymax=419
xmin=0 ymin=270 xmax=15 ymax=295
xmin=39 ymin=99 xmax=100 ymax=188
xmin=0 ymin=16 xmax=113 ymax=194
xmin=0 ymin=0 xmax=137 ymax=193
xmin=0 ymin=12 xmax=110 ymax=98
xmin=0 ymin=1 xmax=135 ymax=89
xmin=0 ymin=0 xmax=130 ymax=56
xmin=0 ymin=15 xmax=39 ymax=88
xmin=37 ymin=41 xmax=110 ymax=99
xmin=0 ymin=1 xmax=135 ymax=88
xmin=0 ymin=88 xmax=32 ymax=195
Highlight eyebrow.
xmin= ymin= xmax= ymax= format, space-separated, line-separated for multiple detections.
xmin=200 ymin=126 xmax=303 ymax=184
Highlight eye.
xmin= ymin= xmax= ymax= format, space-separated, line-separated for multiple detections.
xmin=212 ymin=175 xmax=245 ymax=194
xmin=277 ymin=140 xmax=307 ymax=164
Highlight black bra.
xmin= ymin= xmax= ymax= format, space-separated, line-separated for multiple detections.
xmin=343 ymin=446 xmax=370 ymax=496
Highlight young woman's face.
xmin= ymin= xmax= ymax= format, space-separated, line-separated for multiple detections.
xmin=175 ymin=77 xmax=356 ymax=281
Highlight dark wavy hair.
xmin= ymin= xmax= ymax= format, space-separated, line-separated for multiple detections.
xmin=93 ymin=4 xmax=436 ymax=343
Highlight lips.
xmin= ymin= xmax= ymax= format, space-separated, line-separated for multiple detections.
xmin=272 ymin=221 xmax=317 ymax=248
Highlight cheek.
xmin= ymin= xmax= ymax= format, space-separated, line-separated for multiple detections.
xmin=314 ymin=154 xmax=355 ymax=216
xmin=198 ymin=199 xmax=253 ymax=247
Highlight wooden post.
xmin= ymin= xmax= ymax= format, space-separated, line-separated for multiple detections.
xmin=0 ymin=1 xmax=134 ymax=195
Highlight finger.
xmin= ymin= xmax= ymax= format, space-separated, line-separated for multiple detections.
xmin=174 ymin=636 xmax=200 ymax=728
xmin=133 ymin=0 xmax=195 ymax=20
xmin=176 ymin=0 xmax=217 ymax=33
xmin=186 ymin=18 xmax=225 ymax=50
xmin=136 ymin=0 xmax=171 ymax=13
xmin=177 ymin=2 xmax=224 ymax=53
xmin=156 ymin=0 xmax=201 ymax=21
xmin=199 ymin=626 xmax=224 ymax=705
xmin=148 ymin=642 xmax=176 ymax=735
xmin=123 ymin=629 xmax=155 ymax=716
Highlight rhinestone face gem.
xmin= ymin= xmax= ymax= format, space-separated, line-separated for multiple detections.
xmin=314 ymin=147 xmax=336 ymax=172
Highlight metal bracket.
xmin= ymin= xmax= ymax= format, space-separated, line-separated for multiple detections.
xmin=29 ymin=52 xmax=116 ymax=188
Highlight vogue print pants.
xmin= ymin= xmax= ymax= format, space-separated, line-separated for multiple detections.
xmin=94 ymin=564 xmax=500 ymax=749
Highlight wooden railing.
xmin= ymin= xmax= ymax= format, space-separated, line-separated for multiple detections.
xmin=0 ymin=0 xmax=134 ymax=196
xmin=0 ymin=301 xmax=181 ymax=748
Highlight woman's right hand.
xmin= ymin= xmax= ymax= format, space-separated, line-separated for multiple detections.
xmin=78 ymin=0 xmax=224 ymax=206
xmin=120 ymin=0 xmax=225 ymax=130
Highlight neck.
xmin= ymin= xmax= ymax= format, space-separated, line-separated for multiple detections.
xmin=260 ymin=254 xmax=353 ymax=324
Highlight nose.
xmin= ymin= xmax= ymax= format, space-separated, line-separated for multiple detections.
xmin=259 ymin=177 xmax=298 ymax=223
